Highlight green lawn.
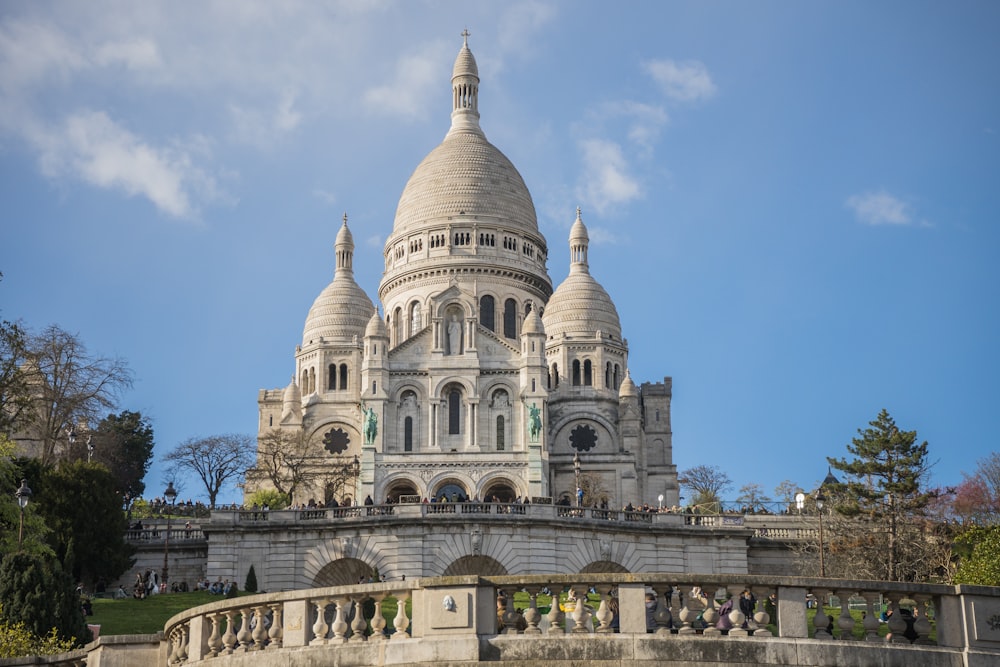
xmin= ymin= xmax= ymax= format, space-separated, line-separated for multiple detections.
xmin=90 ymin=591 xmax=228 ymax=635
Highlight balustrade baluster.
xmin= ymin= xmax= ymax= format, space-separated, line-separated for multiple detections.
xmin=885 ymin=593 xmax=908 ymax=644
xmin=237 ymin=607 xmax=253 ymax=651
xmin=370 ymin=593 xmax=388 ymax=639
xmin=331 ymin=597 xmax=350 ymax=643
xmin=310 ymin=599 xmax=330 ymax=645
xmin=350 ymin=595 xmax=369 ymax=641
xmin=545 ymin=587 xmax=565 ymax=635
xmin=812 ymin=588 xmax=832 ymax=639
xmin=392 ymin=590 xmax=411 ymax=639
xmin=727 ymin=585 xmax=749 ymax=638
xmin=675 ymin=585 xmax=697 ymax=635
xmin=522 ymin=586 xmax=543 ymax=634
xmin=912 ymin=594 xmax=933 ymax=645
xmin=860 ymin=591 xmax=881 ymax=641
xmin=701 ymin=587 xmax=721 ymax=637
xmin=569 ymin=584 xmax=591 ymax=633
xmin=268 ymin=603 xmax=283 ymax=648
xmin=207 ymin=613 xmax=223 ymax=656
xmin=835 ymin=591 xmax=856 ymax=640
xmin=653 ymin=584 xmax=674 ymax=635
xmin=594 ymin=585 xmax=615 ymax=633
xmin=221 ymin=610 xmax=238 ymax=653
xmin=176 ymin=623 xmax=189 ymax=662
xmin=750 ymin=586 xmax=772 ymax=637
xmin=251 ymin=605 xmax=268 ymax=649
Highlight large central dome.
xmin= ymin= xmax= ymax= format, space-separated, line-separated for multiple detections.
xmin=390 ymin=34 xmax=538 ymax=236
xmin=392 ymin=132 xmax=538 ymax=234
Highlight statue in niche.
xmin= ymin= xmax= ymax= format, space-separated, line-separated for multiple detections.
xmin=527 ymin=402 xmax=542 ymax=443
xmin=360 ymin=401 xmax=378 ymax=446
xmin=447 ymin=314 xmax=462 ymax=355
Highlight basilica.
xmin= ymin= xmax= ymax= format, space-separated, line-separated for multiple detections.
xmin=248 ymin=35 xmax=679 ymax=511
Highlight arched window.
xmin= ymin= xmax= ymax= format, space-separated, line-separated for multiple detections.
xmin=393 ymin=306 xmax=403 ymax=346
xmin=503 ymin=299 xmax=517 ymax=339
xmin=409 ymin=301 xmax=422 ymax=336
xmin=605 ymin=362 xmax=612 ymax=389
xmin=339 ymin=363 xmax=348 ymax=390
xmin=496 ymin=416 xmax=505 ymax=451
xmin=572 ymin=360 xmax=581 ymax=386
xmin=328 ymin=364 xmax=337 ymax=391
xmin=480 ymin=295 xmax=495 ymax=332
xmin=614 ymin=364 xmax=621 ymax=389
xmin=300 ymin=368 xmax=308 ymax=392
xmin=404 ymin=416 xmax=413 ymax=452
xmin=449 ymin=389 xmax=461 ymax=435
xmin=552 ymin=363 xmax=559 ymax=388
xmin=309 ymin=367 xmax=316 ymax=394
xmin=584 ymin=360 xmax=593 ymax=386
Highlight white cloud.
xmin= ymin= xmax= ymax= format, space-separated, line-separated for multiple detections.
xmin=33 ymin=110 xmax=215 ymax=218
xmin=846 ymin=190 xmax=912 ymax=225
xmin=644 ymin=59 xmax=717 ymax=102
xmin=362 ymin=42 xmax=449 ymax=120
xmin=229 ymin=91 xmax=303 ymax=148
xmin=576 ymin=138 xmax=641 ymax=214
xmin=94 ymin=37 xmax=161 ymax=70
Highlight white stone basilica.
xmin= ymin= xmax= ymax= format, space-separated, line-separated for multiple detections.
xmin=249 ymin=35 xmax=679 ymax=511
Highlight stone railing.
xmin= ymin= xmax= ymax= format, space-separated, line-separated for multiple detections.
xmin=159 ymin=573 xmax=1000 ymax=666
xmin=125 ymin=526 xmax=206 ymax=543
xmin=210 ymin=503 xmax=684 ymax=528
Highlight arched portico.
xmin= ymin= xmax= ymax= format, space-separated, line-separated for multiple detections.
xmin=312 ymin=557 xmax=375 ymax=587
xmin=443 ymin=555 xmax=508 ymax=576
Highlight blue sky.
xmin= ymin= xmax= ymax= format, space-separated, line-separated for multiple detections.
xmin=1 ymin=1 xmax=997 ymax=505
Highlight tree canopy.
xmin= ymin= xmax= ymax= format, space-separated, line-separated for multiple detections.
xmin=163 ymin=434 xmax=255 ymax=508
xmin=93 ymin=410 xmax=155 ymax=497
xmin=678 ymin=464 xmax=732 ymax=511
xmin=825 ymin=408 xmax=940 ymax=581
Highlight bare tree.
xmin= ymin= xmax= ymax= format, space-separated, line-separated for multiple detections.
xmin=163 ymin=434 xmax=255 ymax=508
xmin=735 ymin=483 xmax=771 ymax=511
xmin=249 ymin=429 xmax=315 ymax=501
xmin=678 ymin=464 xmax=732 ymax=511
xmin=0 ymin=316 xmax=32 ymax=436
xmin=578 ymin=472 xmax=610 ymax=508
xmin=18 ymin=325 xmax=133 ymax=463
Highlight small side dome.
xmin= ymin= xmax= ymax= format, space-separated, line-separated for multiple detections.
xmin=521 ymin=306 xmax=545 ymax=336
xmin=281 ymin=376 xmax=302 ymax=422
xmin=542 ymin=209 xmax=622 ymax=340
xmin=365 ymin=310 xmax=388 ymax=338
xmin=302 ymin=216 xmax=376 ymax=345
xmin=618 ymin=369 xmax=638 ymax=399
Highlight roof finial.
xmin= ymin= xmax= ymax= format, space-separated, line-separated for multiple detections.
xmin=342 ymin=212 xmax=348 ymax=226
xmin=576 ymin=206 xmax=582 ymax=220
xmin=461 ymin=28 xmax=470 ymax=47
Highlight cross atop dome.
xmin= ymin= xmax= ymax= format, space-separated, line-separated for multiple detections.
xmin=461 ymin=28 xmax=470 ymax=47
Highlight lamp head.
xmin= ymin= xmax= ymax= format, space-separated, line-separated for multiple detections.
xmin=15 ymin=479 xmax=32 ymax=509
xmin=164 ymin=481 xmax=178 ymax=504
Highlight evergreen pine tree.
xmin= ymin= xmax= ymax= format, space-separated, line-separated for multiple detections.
xmin=827 ymin=408 xmax=934 ymax=581
xmin=244 ymin=564 xmax=257 ymax=593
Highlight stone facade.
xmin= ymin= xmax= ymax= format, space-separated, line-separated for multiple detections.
xmin=247 ymin=34 xmax=678 ymax=514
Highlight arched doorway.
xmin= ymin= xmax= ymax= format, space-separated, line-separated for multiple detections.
xmin=580 ymin=561 xmax=629 ymax=574
xmin=384 ymin=481 xmax=418 ymax=503
xmin=312 ymin=558 xmax=375 ymax=587
xmin=481 ymin=480 xmax=517 ymax=502
xmin=433 ymin=481 xmax=469 ymax=502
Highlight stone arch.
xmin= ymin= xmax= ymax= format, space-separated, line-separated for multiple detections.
xmin=379 ymin=472 xmax=423 ymax=501
xmin=431 ymin=476 xmax=471 ymax=502
xmin=580 ymin=560 xmax=629 ymax=574
xmin=306 ymin=421 xmax=361 ymax=458
xmin=443 ymin=555 xmax=509 ymax=577
xmin=478 ymin=472 xmax=522 ymax=502
xmin=311 ymin=557 xmax=375 ymax=587
xmin=383 ymin=478 xmax=419 ymax=502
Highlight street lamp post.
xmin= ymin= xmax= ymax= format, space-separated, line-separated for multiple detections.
xmin=162 ymin=481 xmax=178 ymax=590
xmin=658 ymin=493 xmax=664 ymax=510
xmin=573 ymin=452 xmax=581 ymax=507
xmin=815 ymin=490 xmax=826 ymax=578
xmin=15 ymin=479 xmax=32 ymax=548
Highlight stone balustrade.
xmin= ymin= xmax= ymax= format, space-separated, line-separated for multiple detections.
xmin=156 ymin=573 xmax=1000 ymax=666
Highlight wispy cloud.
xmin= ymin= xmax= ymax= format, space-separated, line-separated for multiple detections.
xmin=846 ymin=190 xmax=912 ymax=225
xmin=643 ymin=59 xmax=717 ymax=102
xmin=229 ymin=91 xmax=303 ymax=148
xmin=32 ymin=110 xmax=216 ymax=218
xmin=362 ymin=42 xmax=450 ymax=120
xmin=576 ymin=138 xmax=641 ymax=214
